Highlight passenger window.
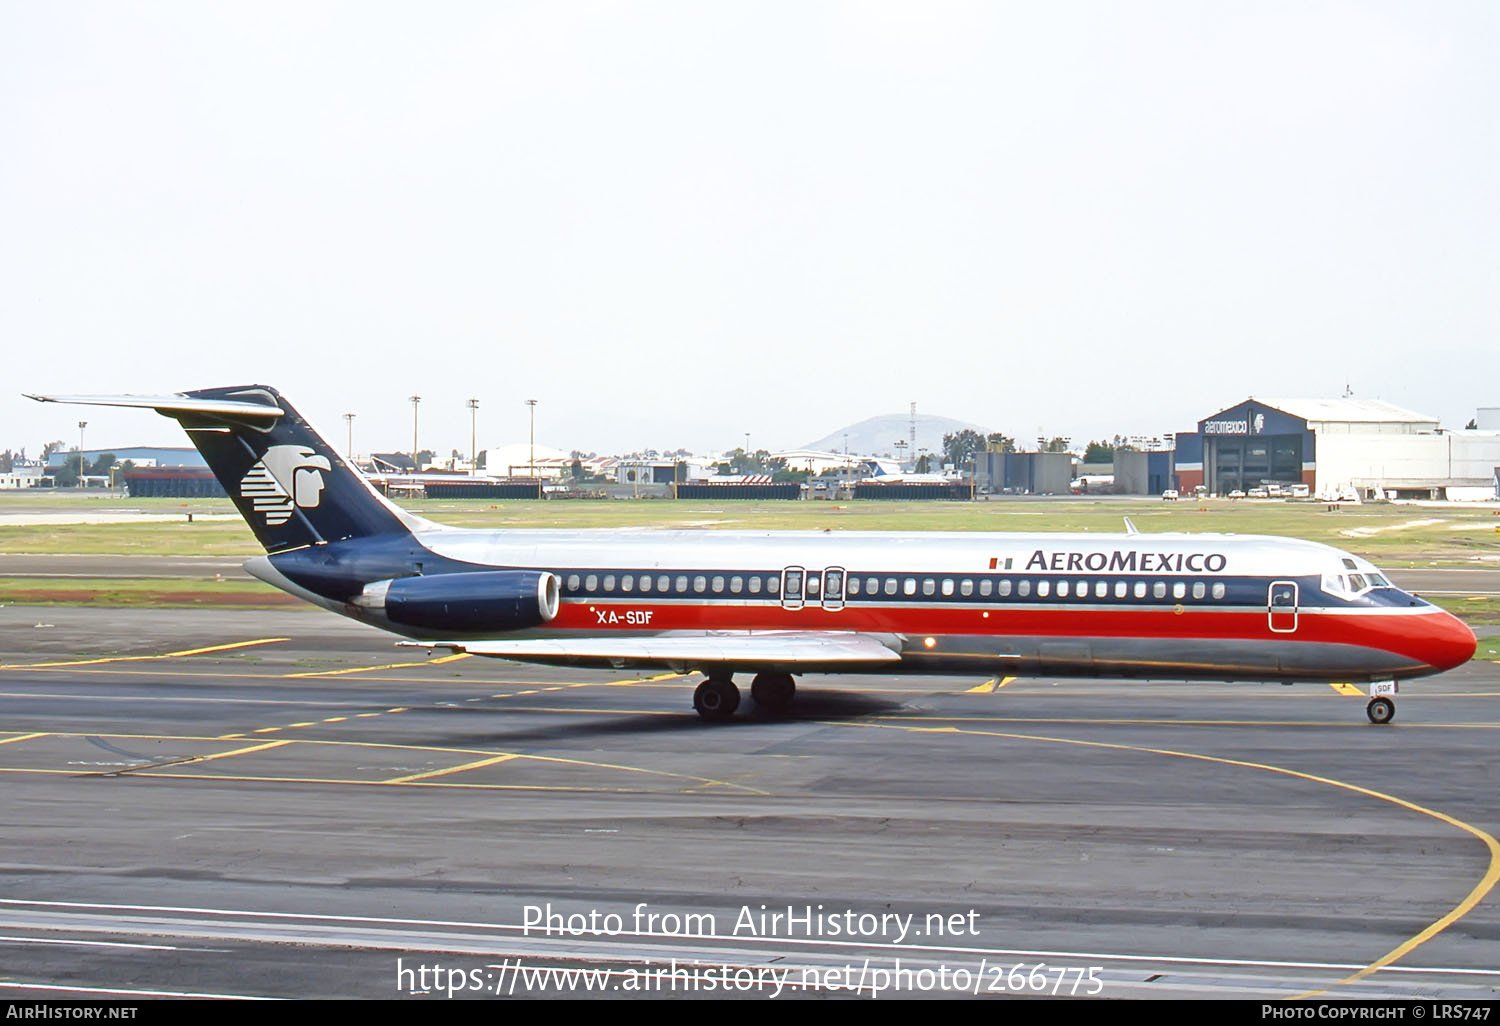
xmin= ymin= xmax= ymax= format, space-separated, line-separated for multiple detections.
xmin=1037 ymin=580 xmax=1051 ymax=598
xmin=1173 ymin=582 xmax=1186 ymax=600
xmin=1212 ymin=582 xmax=1226 ymax=599
xmin=567 ymin=574 xmax=580 ymax=592
xmin=1057 ymin=580 xmax=1070 ymax=598
xmin=748 ymin=576 xmax=762 ymax=594
xmin=922 ymin=579 xmax=936 ymax=596
xmin=621 ymin=575 xmax=633 ymax=592
xmin=979 ymin=579 xmax=993 ymax=597
xmin=808 ymin=575 xmax=820 ymax=594
xmin=1153 ymin=582 xmax=1166 ymax=599
xmin=904 ymin=578 xmax=917 ymax=596
xmin=603 ymin=575 xmax=615 ymax=591
xmin=675 ymin=575 xmax=688 ymax=593
xmin=730 ymin=576 xmax=743 ymax=594
xmin=847 ymin=576 xmax=860 ymax=596
xmin=1113 ymin=581 xmax=1125 ymax=598
xmin=998 ymin=579 xmax=1012 ymax=597
xmin=767 ymin=576 xmax=780 ymax=594
xmin=884 ymin=577 xmax=898 ymax=596
xmin=1192 ymin=581 xmax=1206 ymax=600
xmin=1018 ymin=579 xmax=1031 ymax=597
xmin=941 ymin=579 xmax=954 ymax=597
xmin=825 ymin=570 xmax=843 ymax=599
xmin=1134 ymin=581 xmax=1146 ymax=599
xmin=657 ymin=574 xmax=671 ymax=592
xmin=585 ymin=574 xmax=598 ymax=591
xmin=960 ymin=579 xmax=973 ymax=597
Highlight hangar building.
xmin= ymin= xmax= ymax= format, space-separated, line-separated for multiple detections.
xmin=1175 ymin=398 xmax=1500 ymax=499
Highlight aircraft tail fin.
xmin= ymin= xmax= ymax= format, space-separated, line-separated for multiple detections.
xmin=26 ymin=385 xmax=429 ymax=553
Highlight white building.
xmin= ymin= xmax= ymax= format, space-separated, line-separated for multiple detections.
xmin=1178 ymin=398 xmax=1500 ymax=500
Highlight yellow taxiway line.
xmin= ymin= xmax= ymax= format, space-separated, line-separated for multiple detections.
xmin=0 ymin=638 xmax=291 ymax=670
xmin=282 ymin=653 xmax=471 ymax=678
xmin=835 ymin=716 xmax=1500 ymax=1000
xmin=384 ymin=754 xmax=520 ymax=784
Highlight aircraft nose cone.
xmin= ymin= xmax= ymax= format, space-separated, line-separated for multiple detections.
xmin=1431 ymin=610 xmax=1477 ymax=671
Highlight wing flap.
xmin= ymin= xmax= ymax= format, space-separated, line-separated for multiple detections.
xmin=400 ymin=630 xmax=903 ymax=671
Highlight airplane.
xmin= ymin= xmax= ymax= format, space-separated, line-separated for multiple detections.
xmin=26 ymin=385 xmax=1477 ymax=725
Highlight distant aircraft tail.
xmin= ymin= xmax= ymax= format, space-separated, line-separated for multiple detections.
xmin=26 ymin=385 xmax=426 ymax=553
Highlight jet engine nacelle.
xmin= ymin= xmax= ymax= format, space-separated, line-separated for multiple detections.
xmin=354 ymin=570 xmax=561 ymax=632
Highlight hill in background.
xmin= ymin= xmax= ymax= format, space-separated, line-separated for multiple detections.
xmin=803 ymin=413 xmax=993 ymax=458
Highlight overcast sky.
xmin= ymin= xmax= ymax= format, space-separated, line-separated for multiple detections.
xmin=4 ymin=1 xmax=1496 ymax=459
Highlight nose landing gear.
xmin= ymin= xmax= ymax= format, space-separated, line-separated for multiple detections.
xmin=1365 ymin=681 xmax=1398 ymax=724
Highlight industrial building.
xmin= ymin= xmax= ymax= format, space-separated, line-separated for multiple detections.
xmin=970 ymin=451 xmax=1073 ymax=495
xmin=44 ymin=446 xmax=207 ymax=469
xmin=1175 ymin=398 xmax=1500 ymax=500
xmin=123 ymin=467 xmax=225 ymax=498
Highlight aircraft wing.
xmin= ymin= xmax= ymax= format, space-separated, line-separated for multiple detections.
xmin=401 ymin=630 xmax=904 ymax=673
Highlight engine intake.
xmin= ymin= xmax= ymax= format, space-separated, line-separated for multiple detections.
xmin=355 ymin=570 xmax=561 ymax=632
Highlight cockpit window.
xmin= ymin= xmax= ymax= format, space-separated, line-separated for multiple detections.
xmin=1326 ymin=570 xmax=1392 ymax=597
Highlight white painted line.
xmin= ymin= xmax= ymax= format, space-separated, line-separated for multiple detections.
xmin=0 ymin=934 xmax=180 ymax=951
xmin=2 ymin=898 xmax=1496 ymax=977
xmin=0 ymin=981 xmax=270 ymax=999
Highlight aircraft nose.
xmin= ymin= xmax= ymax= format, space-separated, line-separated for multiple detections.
xmin=1430 ymin=609 xmax=1477 ymax=672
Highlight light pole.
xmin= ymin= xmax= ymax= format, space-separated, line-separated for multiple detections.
xmin=77 ymin=421 xmax=87 ymax=488
xmin=526 ymin=399 xmax=537 ymax=481
xmin=895 ymin=439 xmax=908 ymax=472
xmin=409 ymin=395 xmax=421 ymax=472
xmin=467 ymin=398 xmax=479 ymax=476
xmin=343 ymin=413 xmax=355 ymax=462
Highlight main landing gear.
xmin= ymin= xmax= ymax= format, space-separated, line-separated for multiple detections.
xmin=692 ymin=672 xmax=797 ymax=722
xmin=1366 ymin=681 xmax=1398 ymax=725
xmin=693 ymin=674 xmax=739 ymax=722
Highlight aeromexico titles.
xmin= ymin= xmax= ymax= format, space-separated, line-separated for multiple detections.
xmin=27 ymin=386 xmax=1476 ymax=724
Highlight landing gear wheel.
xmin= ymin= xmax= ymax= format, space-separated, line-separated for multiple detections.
xmin=694 ymin=676 xmax=740 ymax=722
xmin=1367 ymin=697 xmax=1395 ymax=725
xmin=751 ymin=673 xmax=796 ymax=714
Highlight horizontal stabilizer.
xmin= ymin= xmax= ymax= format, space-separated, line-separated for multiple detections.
xmin=25 ymin=392 xmax=284 ymax=420
xmin=401 ymin=630 xmax=904 ymax=671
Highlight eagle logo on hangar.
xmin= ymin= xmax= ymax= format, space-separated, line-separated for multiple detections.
xmin=239 ymin=445 xmax=332 ymax=525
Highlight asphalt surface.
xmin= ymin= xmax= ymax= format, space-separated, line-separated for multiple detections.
xmin=0 ymin=604 xmax=1497 ymax=1001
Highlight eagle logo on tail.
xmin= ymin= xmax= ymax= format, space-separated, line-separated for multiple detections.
xmin=239 ymin=445 xmax=332 ymax=525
